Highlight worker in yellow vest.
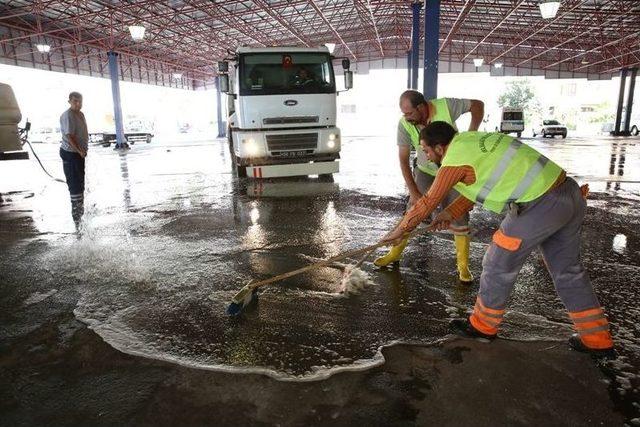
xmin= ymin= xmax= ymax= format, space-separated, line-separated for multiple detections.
xmin=382 ymin=121 xmax=614 ymax=356
xmin=375 ymin=90 xmax=484 ymax=285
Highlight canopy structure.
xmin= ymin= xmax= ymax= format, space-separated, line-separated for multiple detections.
xmin=1 ymin=0 xmax=638 ymax=88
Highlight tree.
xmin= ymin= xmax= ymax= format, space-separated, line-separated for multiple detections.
xmin=498 ymin=80 xmax=537 ymax=109
xmin=498 ymin=79 xmax=541 ymax=126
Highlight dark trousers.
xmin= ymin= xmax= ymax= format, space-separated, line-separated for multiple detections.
xmin=59 ymin=148 xmax=85 ymax=222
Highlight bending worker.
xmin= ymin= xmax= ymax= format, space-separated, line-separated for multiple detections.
xmin=375 ymin=90 xmax=484 ymax=285
xmin=382 ymin=122 xmax=614 ymax=356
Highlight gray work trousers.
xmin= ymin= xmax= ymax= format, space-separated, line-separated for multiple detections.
xmin=411 ymin=167 xmax=470 ymax=235
xmin=479 ymin=177 xmax=600 ymax=313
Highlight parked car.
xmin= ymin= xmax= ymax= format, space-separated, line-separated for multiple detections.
xmin=533 ymin=120 xmax=567 ymax=138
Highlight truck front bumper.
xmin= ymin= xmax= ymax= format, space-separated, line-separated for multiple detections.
xmin=247 ymin=160 xmax=339 ymax=178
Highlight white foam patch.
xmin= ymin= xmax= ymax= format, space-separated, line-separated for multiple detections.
xmin=23 ymin=289 xmax=57 ymax=306
xmin=339 ymin=266 xmax=374 ymax=295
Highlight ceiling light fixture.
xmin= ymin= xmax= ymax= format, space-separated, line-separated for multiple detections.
xmin=128 ymin=25 xmax=146 ymax=41
xmin=35 ymin=44 xmax=51 ymax=53
xmin=325 ymin=43 xmax=336 ymax=53
xmin=473 ymin=58 xmax=484 ymax=67
xmin=539 ymin=0 xmax=561 ymax=19
xmin=494 ymin=62 xmax=503 ymax=68
xmin=172 ymin=73 xmax=183 ymax=80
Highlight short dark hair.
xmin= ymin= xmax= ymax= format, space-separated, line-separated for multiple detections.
xmin=68 ymin=91 xmax=82 ymax=100
xmin=420 ymin=121 xmax=457 ymax=148
xmin=399 ymin=90 xmax=427 ymax=108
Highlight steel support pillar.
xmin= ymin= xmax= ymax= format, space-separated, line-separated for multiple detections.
xmin=215 ymin=76 xmax=225 ymax=138
xmin=614 ymin=68 xmax=628 ymax=135
xmin=623 ymin=67 xmax=637 ymax=134
xmin=423 ymin=0 xmax=440 ymax=100
xmin=107 ymin=51 xmax=127 ymax=149
xmin=407 ymin=50 xmax=412 ymax=89
xmin=411 ymin=2 xmax=421 ymax=90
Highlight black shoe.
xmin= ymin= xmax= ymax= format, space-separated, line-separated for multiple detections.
xmin=450 ymin=318 xmax=496 ymax=341
xmin=568 ymin=334 xmax=615 ymax=358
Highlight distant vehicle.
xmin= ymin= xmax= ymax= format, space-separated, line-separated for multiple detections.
xmin=29 ymin=126 xmax=60 ymax=143
xmin=90 ymin=119 xmax=153 ymax=147
xmin=533 ymin=119 xmax=567 ymax=138
xmin=500 ymin=107 xmax=524 ymax=137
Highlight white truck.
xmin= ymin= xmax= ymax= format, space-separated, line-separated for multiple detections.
xmin=218 ymin=46 xmax=353 ymax=178
xmin=500 ymin=107 xmax=525 ymax=137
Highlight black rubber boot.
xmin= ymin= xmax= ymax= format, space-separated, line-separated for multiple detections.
xmin=568 ymin=334 xmax=615 ymax=358
xmin=450 ymin=318 xmax=497 ymax=341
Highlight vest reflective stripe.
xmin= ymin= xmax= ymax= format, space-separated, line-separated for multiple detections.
xmin=508 ymin=156 xmax=549 ymax=202
xmin=441 ymin=132 xmax=563 ymax=214
xmin=475 ymin=140 xmax=522 ymax=203
xmin=399 ymin=98 xmax=454 ymax=176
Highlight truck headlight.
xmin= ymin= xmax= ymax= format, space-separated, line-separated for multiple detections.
xmin=243 ymin=138 xmax=260 ymax=156
xmin=328 ymin=133 xmax=338 ymax=148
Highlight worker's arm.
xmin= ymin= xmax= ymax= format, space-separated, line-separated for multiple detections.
xmin=398 ymin=144 xmax=422 ymax=205
xmin=431 ymin=195 xmax=475 ymax=231
xmin=382 ymin=166 xmax=467 ymax=244
xmin=467 ymin=99 xmax=484 ymax=131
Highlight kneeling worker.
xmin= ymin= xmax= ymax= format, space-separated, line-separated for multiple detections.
xmin=382 ymin=122 xmax=614 ymax=356
xmin=375 ymin=90 xmax=484 ymax=285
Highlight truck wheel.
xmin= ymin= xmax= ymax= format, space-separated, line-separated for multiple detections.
xmin=235 ymin=164 xmax=247 ymax=178
xmin=532 ymin=131 xmax=537 ymax=137
xmin=517 ymin=132 xmax=521 ymax=138
xmin=146 ymin=136 xmax=152 ymax=143
xmin=231 ymin=153 xmax=247 ymax=178
xmin=562 ymin=133 xmax=567 ymax=139
xmin=319 ymin=174 xmax=334 ymax=182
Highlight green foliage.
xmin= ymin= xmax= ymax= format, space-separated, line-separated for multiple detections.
xmin=497 ymin=80 xmax=537 ymax=110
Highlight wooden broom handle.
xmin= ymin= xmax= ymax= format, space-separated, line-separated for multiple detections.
xmin=247 ymin=224 xmax=434 ymax=291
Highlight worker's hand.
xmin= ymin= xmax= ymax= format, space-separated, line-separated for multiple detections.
xmin=430 ymin=210 xmax=453 ymax=231
xmin=79 ymin=149 xmax=87 ymax=158
xmin=381 ymin=226 xmax=406 ymax=246
xmin=409 ymin=190 xmax=422 ymax=207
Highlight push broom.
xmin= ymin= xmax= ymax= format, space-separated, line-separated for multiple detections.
xmin=226 ymin=224 xmax=434 ymax=316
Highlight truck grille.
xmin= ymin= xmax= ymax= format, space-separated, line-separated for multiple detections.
xmin=263 ymin=116 xmax=319 ymax=125
xmin=266 ymin=133 xmax=318 ymax=151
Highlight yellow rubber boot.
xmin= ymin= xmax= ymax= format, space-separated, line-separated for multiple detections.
xmin=374 ymin=237 xmax=409 ymax=267
xmin=454 ymin=234 xmax=474 ymax=283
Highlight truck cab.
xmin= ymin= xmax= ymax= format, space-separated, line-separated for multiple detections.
xmin=219 ymin=46 xmax=352 ymax=178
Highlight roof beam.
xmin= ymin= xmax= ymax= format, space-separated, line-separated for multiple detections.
xmin=545 ymin=31 xmax=640 ymax=69
xmin=461 ymin=0 xmax=526 ymax=61
xmin=252 ymin=0 xmax=311 ymax=47
xmin=490 ymin=0 xmax=590 ymax=64
xmin=308 ymin=0 xmax=356 ymax=60
xmin=572 ymin=46 xmax=640 ymax=72
xmin=440 ymin=0 xmax=475 ymax=54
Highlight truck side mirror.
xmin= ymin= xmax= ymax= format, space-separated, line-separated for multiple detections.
xmin=218 ymin=61 xmax=229 ymax=73
xmin=344 ymin=71 xmax=353 ymax=90
xmin=341 ymin=59 xmax=350 ymax=70
xmin=219 ymin=75 xmax=229 ymax=93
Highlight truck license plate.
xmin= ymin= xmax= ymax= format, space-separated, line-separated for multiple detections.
xmin=278 ymin=150 xmax=307 ymax=157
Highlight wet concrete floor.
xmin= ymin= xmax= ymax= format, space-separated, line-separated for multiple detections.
xmin=1 ymin=135 xmax=639 ymax=425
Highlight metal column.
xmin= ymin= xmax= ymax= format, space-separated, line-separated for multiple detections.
xmin=614 ymin=68 xmax=627 ymax=135
xmin=410 ymin=2 xmax=421 ymax=90
xmin=423 ymin=0 xmax=440 ymax=100
xmin=407 ymin=50 xmax=412 ymax=89
xmin=107 ymin=51 xmax=127 ymax=149
xmin=215 ymin=76 xmax=225 ymax=138
xmin=623 ymin=67 xmax=637 ymax=134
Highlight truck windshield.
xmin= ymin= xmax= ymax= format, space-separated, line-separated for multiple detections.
xmin=239 ymin=52 xmax=336 ymax=96
xmin=503 ymin=111 xmax=523 ymax=121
